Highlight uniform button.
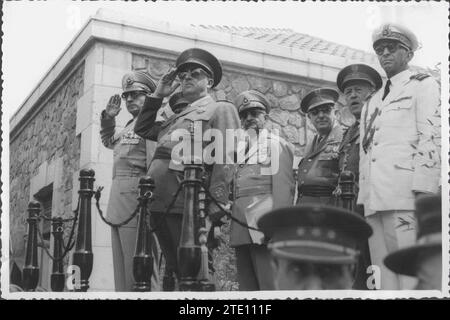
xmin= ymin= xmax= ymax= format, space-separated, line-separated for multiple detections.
xmin=239 ymin=164 xmax=244 ymax=168
xmin=374 ymin=141 xmax=378 ymax=146
xmin=372 ymin=158 xmax=376 ymax=162
xmin=375 ymin=127 xmax=380 ymax=131
xmin=307 ymin=159 xmax=312 ymax=162
xmin=303 ymin=169 xmax=307 ymax=173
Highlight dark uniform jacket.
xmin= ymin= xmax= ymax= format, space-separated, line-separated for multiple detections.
xmin=134 ymin=94 xmax=240 ymax=215
xmin=230 ymin=134 xmax=295 ymax=247
xmin=338 ymin=121 xmax=360 ymax=180
xmin=338 ymin=121 xmax=365 ymax=215
xmin=296 ymin=124 xmax=343 ymax=205
xmin=100 ymin=112 xmax=156 ymax=225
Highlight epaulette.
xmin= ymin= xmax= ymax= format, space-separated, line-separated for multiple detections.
xmin=410 ymin=73 xmax=431 ymax=81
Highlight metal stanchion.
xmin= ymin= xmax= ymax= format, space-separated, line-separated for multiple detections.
xmin=23 ymin=201 xmax=41 ymax=291
xmin=72 ymin=169 xmax=94 ymax=292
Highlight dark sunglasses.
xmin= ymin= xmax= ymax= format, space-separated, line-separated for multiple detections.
xmin=121 ymin=91 xmax=146 ymax=100
xmin=177 ymin=68 xmax=210 ymax=81
xmin=374 ymin=42 xmax=409 ymax=56
xmin=308 ymin=106 xmax=333 ymax=116
xmin=239 ymin=109 xmax=265 ymax=119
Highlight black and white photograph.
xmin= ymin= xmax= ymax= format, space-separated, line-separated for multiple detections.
xmin=1 ymin=1 xmax=448 ymax=302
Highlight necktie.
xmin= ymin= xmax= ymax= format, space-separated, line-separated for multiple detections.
xmin=382 ymin=79 xmax=391 ymax=101
xmin=317 ymin=135 xmax=324 ymax=144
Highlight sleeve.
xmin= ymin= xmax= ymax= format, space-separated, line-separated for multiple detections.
xmin=412 ymin=78 xmax=441 ymax=193
xmin=134 ymin=96 xmax=164 ymax=141
xmin=100 ymin=110 xmax=118 ymax=150
xmin=272 ymin=140 xmax=295 ymax=207
xmin=208 ymin=102 xmax=241 ymax=205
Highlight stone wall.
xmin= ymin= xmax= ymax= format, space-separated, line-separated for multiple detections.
xmin=132 ymin=53 xmax=353 ymax=160
xmin=9 ymin=64 xmax=85 ymax=268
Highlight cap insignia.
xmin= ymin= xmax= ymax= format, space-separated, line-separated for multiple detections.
xmin=296 ymin=227 xmax=305 ymax=236
xmin=382 ymin=24 xmax=391 ymax=37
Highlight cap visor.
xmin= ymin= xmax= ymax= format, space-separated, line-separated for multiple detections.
xmin=384 ymin=243 xmax=441 ymax=276
xmin=271 ymin=246 xmax=358 ymax=265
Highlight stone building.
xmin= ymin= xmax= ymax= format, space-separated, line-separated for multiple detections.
xmin=9 ymin=8 xmax=383 ymax=291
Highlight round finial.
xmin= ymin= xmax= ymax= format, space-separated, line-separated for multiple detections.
xmin=80 ymin=168 xmax=95 ymax=177
xmin=340 ymin=170 xmax=355 ymax=182
xmin=28 ymin=201 xmax=41 ymax=210
xmin=139 ymin=176 xmax=155 ymax=185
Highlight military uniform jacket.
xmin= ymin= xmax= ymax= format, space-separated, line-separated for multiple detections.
xmin=100 ymin=113 xmax=157 ymax=225
xmin=358 ymin=69 xmax=441 ymax=214
xmin=296 ymin=124 xmax=343 ymax=204
xmin=134 ymin=95 xmax=240 ymax=214
xmin=338 ymin=121 xmax=361 ymax=182
xmin=230 ymin=134 xmax=295 ymax=247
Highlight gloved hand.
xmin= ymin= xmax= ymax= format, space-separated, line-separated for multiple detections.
xmin=206 ymin=214 xmax=228 ymax=250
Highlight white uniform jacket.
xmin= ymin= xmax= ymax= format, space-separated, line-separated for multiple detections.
xmin=358 ymin=69 xmax=441 ymax=214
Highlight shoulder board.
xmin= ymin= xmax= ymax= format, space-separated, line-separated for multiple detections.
xmin=410 ymin=73 xmax=431 ymax=81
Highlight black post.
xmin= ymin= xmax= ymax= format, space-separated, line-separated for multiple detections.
xmin=23 ymin=201 xmax=41 ymax=291
xmin=339 ymin=170 xmax=355 ymax=212
xmin=197 ymin=185 xmax=215 ymax=291
xmin=133 ymin=176 xmax=155 ymax=292
xmin=178 ymin=162 xmax=203 ymax=291
xmin=50 ymin=217 xmax=65 ymax=292
xmin=72 ymin=169 xmax=94 ymax=292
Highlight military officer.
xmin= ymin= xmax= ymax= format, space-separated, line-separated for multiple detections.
xmin=100 ymin=70 xmax=160 ymax=291
xmin=230 ymin=90 xmax=295 ymax=291
xmin=257 ymin=204 xmax=373 ymax=290
xmin=384 ymin=194 xmax=442 ymax=290
xmin=337 ymin=64 xmax=382 ymax=191
xmin=358 ymin=23 xmax=441 ymax=289
xmin=336 ymin=64 xmax=382 ymax=289
xmin=134 ymin=48 xmax=240 ymax=285
xmin=297 ymin=88 xmax=343 ymax=205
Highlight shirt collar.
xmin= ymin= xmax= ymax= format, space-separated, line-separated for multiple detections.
xmin=389 ymin=69 xmax=412 ymax=86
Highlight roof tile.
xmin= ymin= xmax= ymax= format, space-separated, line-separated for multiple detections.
xmin=196 ymin=25 xmax=376 ymax=62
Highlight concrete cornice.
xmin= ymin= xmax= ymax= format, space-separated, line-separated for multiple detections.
xmin=10 ymin=8 xmax=384 ymax=135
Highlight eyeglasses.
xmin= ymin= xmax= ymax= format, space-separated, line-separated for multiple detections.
xmin=239 ymin=109 xmax=265 ymax=119
xmin=177 ymin=68 xmax=210 ymax=81
xmin=374 ymin=42 xmax=409 ymax=56
xmin=308 ymin=106 xmax=333 ymax=116
xmin=121 ymin=91 xmax=146 ymax=100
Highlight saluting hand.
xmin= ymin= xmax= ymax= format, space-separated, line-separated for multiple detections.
xmin=153 ymin=67 xmax=180 ymax=98
xmin=105 ymin=94 xmax=122 ymax=118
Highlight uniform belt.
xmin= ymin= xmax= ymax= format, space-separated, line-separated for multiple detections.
xmin=298 ymin=185 xmax=335 ymax=197
xmin=153 ymin=146 xmax=172 ymax=160
xmin=235 ymin=184 xmax=272 ymax=198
